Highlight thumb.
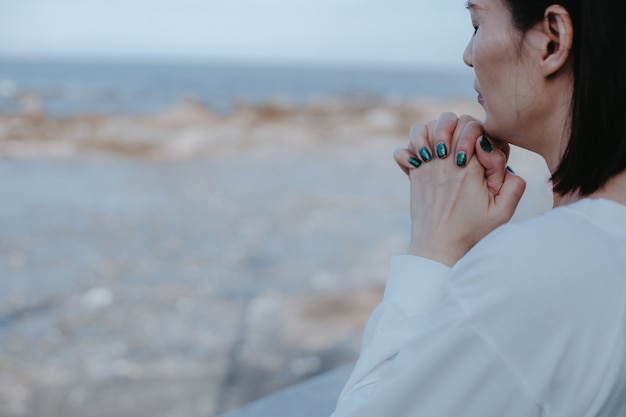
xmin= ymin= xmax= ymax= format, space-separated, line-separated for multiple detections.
xmin=475 ymin=135 xmax=507 ymax=194
xmin=494 ymin=172 xmax=527 ymax=222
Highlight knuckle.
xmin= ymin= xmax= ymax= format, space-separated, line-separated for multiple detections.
xmin=496 ymin=210 xmax=513 ymax=225
xmin=424 ymin=120 xmax=436 ymax=135
xmin=457 ymin=134 xmax=474 ymax=148
xmin=434 ymin=128 xmax=449 ymax=141
xmin=514 ymin=176 xmax=528 ymax=191
xmin=458 ymin=114 xmax=474 ymax=125
xmin=464 ymin=120 xmax=483 ymax=133
xmin=489 ymin=149 xmax=506 ymax=165
xmin=441 ymin=111 xmax=458 ymax=120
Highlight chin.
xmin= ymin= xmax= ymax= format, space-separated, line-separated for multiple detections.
xmin=481 ymin=115 xmax=502 ymax=140
xmin=483 ymin=114 xmax=514 ymax=144
xmin=483 ymin=121 xmax=533 ymax=155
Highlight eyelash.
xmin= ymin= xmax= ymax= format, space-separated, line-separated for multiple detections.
xmin=473 ymin=25 xmax=479 ymax=35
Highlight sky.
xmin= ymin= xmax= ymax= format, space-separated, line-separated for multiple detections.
xmin=0 ymin=0 xmax=472 ymax=69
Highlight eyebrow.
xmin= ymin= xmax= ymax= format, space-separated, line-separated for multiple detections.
xmin=465 ymin=1 xmax=480 ymax=10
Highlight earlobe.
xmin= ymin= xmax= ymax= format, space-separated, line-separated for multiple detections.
xmin=541 ymin=5 xmax=574 ymax=77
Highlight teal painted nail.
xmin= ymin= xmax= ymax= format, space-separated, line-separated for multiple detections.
xmin=456 ymin=151 xmax=468 ymax=167
xmin=436 ymin=142 xmax=448 ymax=158
xmin=408 ymin=157 xmax=422 ymax=168
xmin=418 ymin=147 xmax=432 ymax=162
xmin=506 ymin=165 xmax=516 ymax=174
xmin=480 ymin=135 xmax=493 ymax=153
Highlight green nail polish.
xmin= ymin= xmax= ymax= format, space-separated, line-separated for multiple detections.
xmin=436 ymin=142 xmax=448 ymax=158
xmin=456 ymin=151 xmax=468 ymax=167
xmin=408 ymin=157 xmax=422 ymax=168
xmin=480 ymin=135 xmax=493 ymax=153
xmin=418 ymin=147 xmax=432 ymax=162
xmin=506 ymin=165 xmax=516 ymax=174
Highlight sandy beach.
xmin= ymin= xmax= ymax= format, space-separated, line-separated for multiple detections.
xmin=0 ymin=98 xmax=552 ymax=416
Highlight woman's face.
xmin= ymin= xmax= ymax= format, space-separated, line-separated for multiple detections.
xmin=463 ymin=0 xmax=544 ymax=148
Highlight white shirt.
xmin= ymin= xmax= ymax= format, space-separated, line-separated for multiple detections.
xmin=332 ymin=198 xmax=626 ymax=417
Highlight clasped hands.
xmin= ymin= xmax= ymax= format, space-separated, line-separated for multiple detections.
xmin=394 ymin=113 xmax=526 ymax=267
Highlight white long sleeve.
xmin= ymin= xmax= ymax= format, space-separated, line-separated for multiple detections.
xmin=332 ymin=198 xmax=626 ymax=417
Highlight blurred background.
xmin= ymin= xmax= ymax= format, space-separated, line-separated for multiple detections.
xmin=0 ymin=1 xmax=520 ymax=416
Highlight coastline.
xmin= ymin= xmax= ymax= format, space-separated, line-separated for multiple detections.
xmin=0 ymin=98 xmax=483 ymax=158
xmin=0 ymin=97 xmax=552 ymax=417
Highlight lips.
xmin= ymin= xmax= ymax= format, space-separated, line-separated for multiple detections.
xmin=474 ymin=85 xmax=483 ymax=104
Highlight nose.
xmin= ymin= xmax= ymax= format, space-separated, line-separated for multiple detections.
xmin=463 ymin=38 xmax=473 ymax=68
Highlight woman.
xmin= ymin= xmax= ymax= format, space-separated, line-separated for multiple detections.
xmin=331 ymin=0 xmax=626 ymax=416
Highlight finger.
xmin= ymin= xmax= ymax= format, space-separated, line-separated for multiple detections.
xmin=450 ymin=114 xmax=480 ymax=147
xmin=454 ymin=120 xmax=483 ymax=168
xmin=422 ymin=120 xmax=437 ymax=161
xmin=394 ymin=147 xmax=419 ymax=175
xmin=488 ymin=137 xmax=510 ymax=161
xmin=432 ymin=112 xmax=458 ymax=159
xmin=475 ymin=135 xmax=508 ymax=194
xmin=494 ymin=172 xmax=527 ymax=223
xmin=499 ymin=141 xmax=511 ymax=161
xmin=409 ymin=121 xmax=434 ymax=163
xmin=408 ymin=122 xmax=425 ymax=154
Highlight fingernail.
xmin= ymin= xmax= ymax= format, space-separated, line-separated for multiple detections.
xmin=506 ymin=165 xmax=516 ymax=174
xmin=418 ymin=147 xmax=432 ymax=162
xmin=408 ymin=157 xmax=422 ymax=168
xmin=456 ymin=151 xmax=468 ymax=167
xmin=480 ymin=134 xmax=493 ymax=153
xmin=436 ymin=142 xmax=448 ymax=159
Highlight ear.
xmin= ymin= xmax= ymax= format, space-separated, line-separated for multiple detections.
xmin=539 ymin=5 xmax=573 ymax=77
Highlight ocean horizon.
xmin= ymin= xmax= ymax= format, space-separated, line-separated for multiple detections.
xmin=0 ymin=58 xmax=475 ymax=117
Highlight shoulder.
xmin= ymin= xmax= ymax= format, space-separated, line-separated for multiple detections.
xmin=447 ymin=199 xmax=626 ymax=318
xmin=441 ymin=199 xmax=626 ymax=408
xmin=445 ymin=198 xmax=626 ymax=345
xmin=454 ymin=198 xmax=626 ymax=284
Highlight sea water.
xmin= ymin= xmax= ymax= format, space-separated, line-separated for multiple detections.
xmin=0 ymin=59 xmax=475 ymax=117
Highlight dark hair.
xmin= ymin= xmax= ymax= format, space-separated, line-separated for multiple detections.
xmin=503 ymin=0 xmax=626 ymax=195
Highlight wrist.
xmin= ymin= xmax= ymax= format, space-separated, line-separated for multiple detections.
xmin=408 ymin=241 xmax=468 ymax=267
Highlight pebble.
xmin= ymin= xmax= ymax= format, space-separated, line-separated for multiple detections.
xmin=82 ymin=288 xmax=114 ymax=310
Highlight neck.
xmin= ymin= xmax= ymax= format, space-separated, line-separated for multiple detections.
xmin=587 ymin=170 xmax=626 ymax=206
xmin=552 ymin=192 xmax=580 ymax=207
xmin=552 ymin=170 xmax=626 ymax=208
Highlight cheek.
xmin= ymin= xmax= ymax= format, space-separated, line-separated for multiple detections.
xmin=475 ymin=43 xmax=519 ymax=120
xmin=474 ymin=41 xmax=509 ymax=92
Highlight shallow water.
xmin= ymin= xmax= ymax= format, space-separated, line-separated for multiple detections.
xmin=0 ymin=59 xmax=475 ymax=116
xmin=0 ymin=148 xmax=408 ymax=416
xmin=0 ymin=97 xmax=552 ymax=416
